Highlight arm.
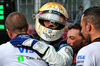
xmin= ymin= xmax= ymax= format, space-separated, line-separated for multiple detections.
xmin=10 ymin=35 xmax=73 ymax=66
xmin=42 ymin=44 xmax=73 ymax=66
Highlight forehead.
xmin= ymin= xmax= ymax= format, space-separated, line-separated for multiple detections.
xmin=67 ymin=29 xmax=80 ymax=36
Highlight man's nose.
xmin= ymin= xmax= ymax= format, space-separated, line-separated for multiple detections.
xmin=45 ymin=22 xmax=52 ymax=27
xmin=48 ymin=22 xmax=52 ymax=26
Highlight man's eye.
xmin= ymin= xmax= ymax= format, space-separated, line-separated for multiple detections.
xmin=70 ymin=37 xmax=75 ymax=40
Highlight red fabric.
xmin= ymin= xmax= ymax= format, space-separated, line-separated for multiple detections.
xmin=62 ymin=28 xmax=68 ymax=39
xmin=28 ymin=29 xmax=36 ymax=34
xmin=73 ymin=54 xmax=76 ymax=62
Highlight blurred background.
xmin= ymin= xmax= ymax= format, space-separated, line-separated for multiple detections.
xmin=0 ymin=0 xmax=100 ymax=44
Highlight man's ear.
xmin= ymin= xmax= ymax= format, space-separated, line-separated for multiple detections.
xmin=87 ymin=23 xmax=91 ymax=32
xmin=6 ymin=29 xmax=12 ymax=38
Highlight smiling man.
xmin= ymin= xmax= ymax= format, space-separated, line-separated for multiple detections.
xmin=67 ymin=23 xmax=86 ymax=65
xmin=67 ymin=23 xmax=85 ymax=54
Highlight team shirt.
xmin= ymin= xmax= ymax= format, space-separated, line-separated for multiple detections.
xmin=76 ymin=42 xmax=100 ymax=66
xmin=0 ymin=42 xmax=48 ymax=66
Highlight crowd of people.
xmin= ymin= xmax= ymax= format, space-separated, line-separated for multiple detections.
xmin=0 ymin=2 xmax=100 ymax=66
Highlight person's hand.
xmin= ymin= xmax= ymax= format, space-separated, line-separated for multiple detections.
xmin=10 ymin=35 xmax=38 ymax=47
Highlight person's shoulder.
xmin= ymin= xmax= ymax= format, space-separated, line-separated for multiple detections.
xmin=76 ymin=42 xmax=100 ymax=62
xmin=91 ymin=41 xmax=100 ymax=46
xmin=77 ymin=42 xmax=97 ymax=54
xmin=0 ymin=42 xmax=12 ymax=50
xmin=77 ymin=44 xmax=90 ymax=54
xmin=0 ymin=42 xmax=8 ymax=46
xmin=82 ymin=42 xmax=100 ymax=50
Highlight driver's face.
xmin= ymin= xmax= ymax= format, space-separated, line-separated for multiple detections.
xmin=43 ymin=20 xmax=57 ymax=27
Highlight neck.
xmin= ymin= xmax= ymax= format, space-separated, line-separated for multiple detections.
xmin=11 ymin=32 xmax=27 ymax=39
xmin=91 ymin=31 xmax=100 ymax=42
xmin=10 ymin=33 xmax=17 ymax=39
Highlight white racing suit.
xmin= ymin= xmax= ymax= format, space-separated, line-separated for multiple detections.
xmin=20 ymin=34 xmax=74 ymax=66
xmin=0 ymin=42 xmax=48 ymax=66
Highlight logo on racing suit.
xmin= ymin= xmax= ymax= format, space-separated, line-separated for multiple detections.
xmin=77 ymin=55 xmax=85 ymax=59
xmin=76 ymin=55 xmax=85 ymax=64
xmin=17 ymin=56 xmax=24 ymax=62
xmin=17 ymin=55 xmax=42 ymax=62
xmin=18 ymin=47 xmax=35 ymax=53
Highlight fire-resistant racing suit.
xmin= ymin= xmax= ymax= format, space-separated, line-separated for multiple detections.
xmin=10 ymin=34 xmax=74 ymax=66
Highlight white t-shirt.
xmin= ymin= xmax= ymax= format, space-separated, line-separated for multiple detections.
xmin=76 ymin=42 xmax=100 ymax=66
xmin=0 ymin=42 xmax=48 ymax=66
